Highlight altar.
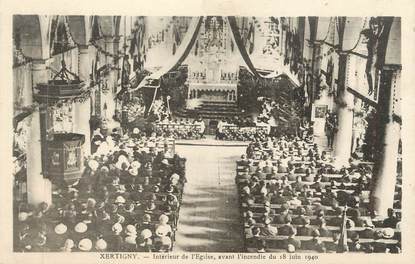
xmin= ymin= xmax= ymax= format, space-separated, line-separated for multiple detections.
xmin=185 ymin=16 xmax=239 ymax=104
xmin=187 ymin=80 xmax=238 ymax=102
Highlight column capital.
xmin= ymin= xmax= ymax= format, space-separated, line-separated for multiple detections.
xmin=383 ymin=64 xmax=402 ymax=71
xmin=31 ymin=59 xmax=48 ymax=70
xmin=103 ymin=36 xmax=116 ymax=43
xmin=78 ymin=44 xmax=90 ymax=51
xmin=312 ymin=40 xmax=323 ymax=47
xmin=113 ymin=36 xmax=121 ymax=43
xmin=337 ymin=50 xmax=349 ymax=57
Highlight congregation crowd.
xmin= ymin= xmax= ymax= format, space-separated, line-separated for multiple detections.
xmin=216 ymin=122 xmax=269 ymax=141
xmin=14 ymin=128 xmax=187 ymax=252
xmin=154 ymin=115 xmax=269 ymax=142
xmin=154 ymin=118 xmax=206 ymax=140
xmin=236 ymin=133 xmax=402 ymax=253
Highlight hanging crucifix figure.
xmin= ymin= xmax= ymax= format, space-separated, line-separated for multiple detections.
xmin=361 ymin=17 xmax=385 ymax=97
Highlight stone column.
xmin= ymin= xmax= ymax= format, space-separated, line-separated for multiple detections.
xmin=310 ymin=41 xmax=322 ymax=104
xmin=371 ymin=66 xmax=401 ymax=217
xmin=103 ymin=37 xmax=117 ymax=129
xmin=27 ymin=60 xmax=52 ymax=206
xmin=74 ymin=98 xmax=91 ymax=156
xmin=333 ymin=53 xmax=354 ymax=168
xmin=74 ymin=45 xmax=92 ymax=156
xmin=78 ymin=45 xmax=91 ymax=82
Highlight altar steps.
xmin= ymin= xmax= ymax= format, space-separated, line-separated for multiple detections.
xmin=175 ymin=101 xmax=243 ymax=120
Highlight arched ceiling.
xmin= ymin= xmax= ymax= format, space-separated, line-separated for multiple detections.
xmin=13 ymin=15 xmax=50 ymax=60
xmin=13 ymin=15 xmax=401 ymax=69
xmin=67 ymin=16 xmax=92 ymax=46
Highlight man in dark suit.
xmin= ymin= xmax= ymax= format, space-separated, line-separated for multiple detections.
xmin=255 ymin=167 xmax=267 ymax=181
xmin=274 ymin=204 xmax=291 ymax=224
xmin=327 ymin=207 xmax=344 ymax=227
xmin=303 ymin=229 xmax=326 ymax=252
xmin=297 ymin=217 xmax=313 ymax=236
xmin=260 ymin=217 xmax=279 ymax=236
xmin=271 ymin=190 xmax=288 ymax=205
xmin=292 ymin=207 xmax=307 ymax=225
xmin=291 ymin=176 xmax=305 ymax=192
xmin=284 ymin=226 xmax=301 ymax=251
xmin=324 ymin=232 xmax=340 ymax=253
xmin=383 ymin=208 xmax=399 ymax=228
xmin=279 ymin=215 xmax=294 ymax=236
xmin=316 ymin=218 xmax=332 ymax=238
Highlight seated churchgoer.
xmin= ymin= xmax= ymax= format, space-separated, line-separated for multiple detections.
xmin=237 ymin=131 xmax=401 ymax=253
xmin=15 ymin=130 xmax=186 ymax=253
xmin=292 ymin=207 xmax=307 ymax=225
xmin=274 ymin=204 xmax=291 ymax=224
xmin=153 ymin=236 xmax=172 ymax=252
xmin=288 ymin=192 xmax=302 ymax=207
xmin=284 ymin=226 xmax=301 ymax=251
xmin=291 ymin=176 xmax=305 ymax=192
xmin=316 ymin=218 xmax=332 ymax=238
xmin=327 ymin=207 xmax=344 ymax=227
xmin=383 ymin=208 xmax=399 ymax=228
xmin=260 ymin=217 xmax=279 ymax=236
xmin=271 ymin=189 xmax=288 ymax=205
xmin=278 ymin=215 xmax=294 ymax=236
xmin=256 ymin=240 xmax=267 ymax=253
xmin=348 ymin=233 xmax=363 ymax=252
xmin=303 ymin=229 xmax=326 ymax=252
xmin=296 ymin=217 xmax=313 ymax=236
xmin=136 ymin=229 xmax=153 ymax=252
xmin=324 ymin=232 xmax=341 ymax=253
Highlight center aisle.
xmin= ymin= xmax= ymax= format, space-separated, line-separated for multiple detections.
xmin=174 ymin=144 xmax=246 ymax=252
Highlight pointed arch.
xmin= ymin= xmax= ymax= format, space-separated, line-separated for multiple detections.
xmin=99 ymin=16 xmax=116 ymax=38
xmin=13 ymin=15 xmax=50 ymax=60
xmin=67 ymin=15 xmax=91 ymax=46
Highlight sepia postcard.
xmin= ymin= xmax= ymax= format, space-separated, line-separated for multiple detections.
xmin=0 ymin=0 xmax=415 ymax=264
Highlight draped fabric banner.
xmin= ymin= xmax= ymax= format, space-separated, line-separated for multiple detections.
xmin=227 ymin=16 xmax=261 ymax=78
xmin=135 ymin=16 xmax=203 ymax=90
xmin=227 ymin=16 xmax=289 ymax=80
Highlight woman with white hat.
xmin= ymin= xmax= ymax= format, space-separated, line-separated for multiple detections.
xmin=124 ymin=225 xmax=138 ymax=251
xmin=95 ymin=238 xmax=108 ymax=252
xmin=60 ymin=238 xmax=75 ymax=252
xmin=155 ymin=214 xmax=172 ymax=238
xmin=78 ymin=238 xmax=93 ymax=252
xmin=72 ymin=222 xmax=88 ymax=245
xmin=136 ymin=229 xmax=153 ymax=252
xmin=105 ymin=223 xmax=123 ymax=252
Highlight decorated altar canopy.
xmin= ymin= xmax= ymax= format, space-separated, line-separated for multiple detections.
xmin=131 ymin=16 xmax=306 ymax=96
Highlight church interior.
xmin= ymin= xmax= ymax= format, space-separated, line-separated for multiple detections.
xmin=12 ymin=16 xmax=402 ymax=253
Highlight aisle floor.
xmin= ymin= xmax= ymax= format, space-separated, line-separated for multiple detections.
xmin=174 ymin=144 xmax=246 ymax=252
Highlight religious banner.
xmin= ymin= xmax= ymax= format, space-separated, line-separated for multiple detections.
xmin=13 ymin=62 xmax=32 ymax=110
xmin=46 ymin=102 xmax=74 ymax=136
xmin=129 ymin=16 xmax=146 ymax=71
